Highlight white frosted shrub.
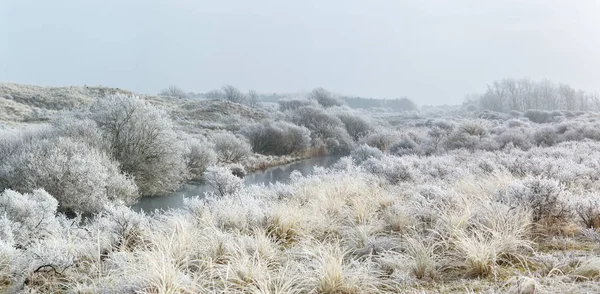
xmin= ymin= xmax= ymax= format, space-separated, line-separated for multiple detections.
xmin=0 ymin=237 xmax=26 ymax=292
xmin=335 ymin=111 xmax=374 ymax=140
xmin=507 ymin=118 xmax=528 ymax=128
xmin=0 ymin=137 xmax=138 ymax=213
xmin=90 ymin=204 xmax=148 ymax=251
xmin=211 ymin=132 xmax=252 ymax=162
xmin=278 ymin=98 xmax=317 ymax=111
xmin=572 ymin=194 xmax=600 ymax=228
xmin=0 ymin=125 xmax=52 ymax=166
xmin=497 ymin=128 xmax=532 ymax=150
xmin=0 ymin=189 xmax=60 ymax=247
xmin=443 ymin=121 xmax=488 ymax=151
xmin=50 ymin=116 xmax=107 ymax=150
xmin=91 ymin=93 xmax=187 ymax=195
xmin=360 ymin=130 xmax=399 ymax=152
xmin=533 ymin=127 xmax=558 ymax=147
xmin=182 ymin=138 xmax=217 ymax=181
xmin=427 ymin=125 xmax=453 ymax=152
xmin=350 ymin=144 xmax=384 ymax=164
xmin=323 ymin=127 xmax=355 ymax=155
xmin=26 ymin=237 xmax=77 ymax=278
xmin=443 ymin=131 xmax=480 ymax=151
xmin=204 ymin=166 xmax=244 ymax=197
xmin=359 ymin=156 xmax=414 ymax=184
xmin=389 ymin=134 xmax=422 ymax=156
xmin=289 ymin=106 xmax=340 ymax=128
xmin=524 ymin=110 xmax=554 ymax=124
xmin=240 ymin=120 xmax=311 ymax=155
xmin=308 ymin=87 xmax=344 ymax=108
xmin=501 ymin=177 xmax=569 ymax=223
xmin=288 ymin=106 xmax=356 ymax=154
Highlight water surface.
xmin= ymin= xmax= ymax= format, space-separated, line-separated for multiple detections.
xmin=131 ymin=156 xmax=340 ymax=212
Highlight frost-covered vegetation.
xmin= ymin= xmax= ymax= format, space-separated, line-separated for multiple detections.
xmin=469 ymin=78 xmax=600 ymax=112
xmin=3 ymin=82 xmax=600 ymax=292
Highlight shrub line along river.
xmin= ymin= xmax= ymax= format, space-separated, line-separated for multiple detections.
xmin=130 ymin=155 xmax=341 ymax=212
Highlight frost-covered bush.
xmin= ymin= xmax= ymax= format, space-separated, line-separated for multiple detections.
xmin=360 ymin=131 xmax=399 ymax=152
xmin=278 ymin=98 xmax=317 ymax=111
xmin=288 ymin=106 xmax=354 ymax=154
xmin=572 ymin=194 xmax=600 ymax=228
xmin=182 ymin=138 xmax=217 ymax=181
xmin=524 ymin=110 xmax=554 ymax=124
xmin=91 ymin=94 xmax=187 ymax=195
xmin=335 ymin=111 xmax=374 ymax=140
xmin=240 ymin=120 xmax=311 ymax=155
xmin=322 ymin=126 xmax=355 ymax=155
xmin=459 ymin=121 xmax=488 ymax=138
xmin=211 ymin=132 xmax=252 ymax=162
xmin=533 ymin=127 xmax=558 ymax=147
xmin=426 ymin=120 xmax=455 ymax=151
xmin=0 ymin=125 xmax=52 ymax=166
xmin=308 ymin=88 xmax=344 ymax=108
xmin=90 ymin=204 xmax=148 ymax=251
xmin=360 ymin=156 xmax=414 ymax=184
xmin=496 ymin=129 xmax=532 ymax=150
xmin=502 ymin=177 xmax=569 ymax=223
xmin=507 ymin=119 xmax=528 ymax=128
xmin=204 ymin=166 xmax=244 ymax=197
xmin=0 ymin=189 xmax=60 ymax=246
xmin=443 ymin=122 xmax=487 ymax=151
xmin=0 ymin=137 xmax=138 ymax=213
xmin=289 ymin=106 xmax=344 ymax=132
xmin=389 ymin=134 xmax=422 ymax=156
xmin=443 ymin=131 xmax=480 ymax=151
xmin=350 ymin=144 xmax=384 ymax=164
xmin=50 ymin=116 xmax=108 ymax=150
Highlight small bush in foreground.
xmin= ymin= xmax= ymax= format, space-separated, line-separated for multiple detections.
xmin=0 ymin=137 xmax=138 ymax=213
xmin=204 ymin=166 xmax=244 ymax=197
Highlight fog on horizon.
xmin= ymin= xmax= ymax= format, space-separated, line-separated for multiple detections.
xmin=1 ymin=0 xmax=598 ymax=105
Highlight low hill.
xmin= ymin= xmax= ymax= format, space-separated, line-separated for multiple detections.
xmin=0 ymin=83 xmax=267 ymax=131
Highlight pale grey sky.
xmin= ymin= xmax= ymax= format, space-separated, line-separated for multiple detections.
xmin=1 ymin=0 xmax=598 ymax=105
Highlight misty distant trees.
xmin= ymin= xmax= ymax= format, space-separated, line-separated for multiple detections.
xmin=473 ymin=78 xmax=600 ymax=112
xmin=221 ymin=85 xmax=246 ymax=104
xmin=344 ymin=97 xmax=417 ymax=112
xmin=202 ymin=85 xmax=262 ymax=108
xmin=308 ymin=88 xmax=344 ymax=108
xmin=159 ymin=85 xmax=188 ymax=99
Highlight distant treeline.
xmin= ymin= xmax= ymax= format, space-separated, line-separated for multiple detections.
xmin=161 ymin=85 xmax=418 ymax=112
xmin=342 ymin=97 xmax=418 ymax=112
xmin=470 ymin=78 xmax=600 ymax=112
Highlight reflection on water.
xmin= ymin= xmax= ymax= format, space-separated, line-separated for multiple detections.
xmin=131 ymin=156 xmax=340 ymax=213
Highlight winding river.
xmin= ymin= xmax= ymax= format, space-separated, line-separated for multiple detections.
xmin=130 ymin=156 xmax=341 ymax=212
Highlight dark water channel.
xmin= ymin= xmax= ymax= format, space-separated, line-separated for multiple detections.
xmin=130 ymin=156 xmax=340 ymax=213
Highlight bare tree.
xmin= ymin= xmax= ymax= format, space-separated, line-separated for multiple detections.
xmin=222 ymin=85 xmax=247 ymax=104
xmin=246 ymin=89 xmax=260 ymax=108
xmin=159 ymin=85 xmax=187 ymax=99
xmin=558 ymin=84 xmax=577 ymax=111
xmin=537 ymin=79 xmax=557 ymax=110
xmin=204 ymin=89 xmax=224 ymax=99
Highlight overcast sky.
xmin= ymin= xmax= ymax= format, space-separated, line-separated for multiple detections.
xmin=1 ymin=0 xmax=598 ymax=105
